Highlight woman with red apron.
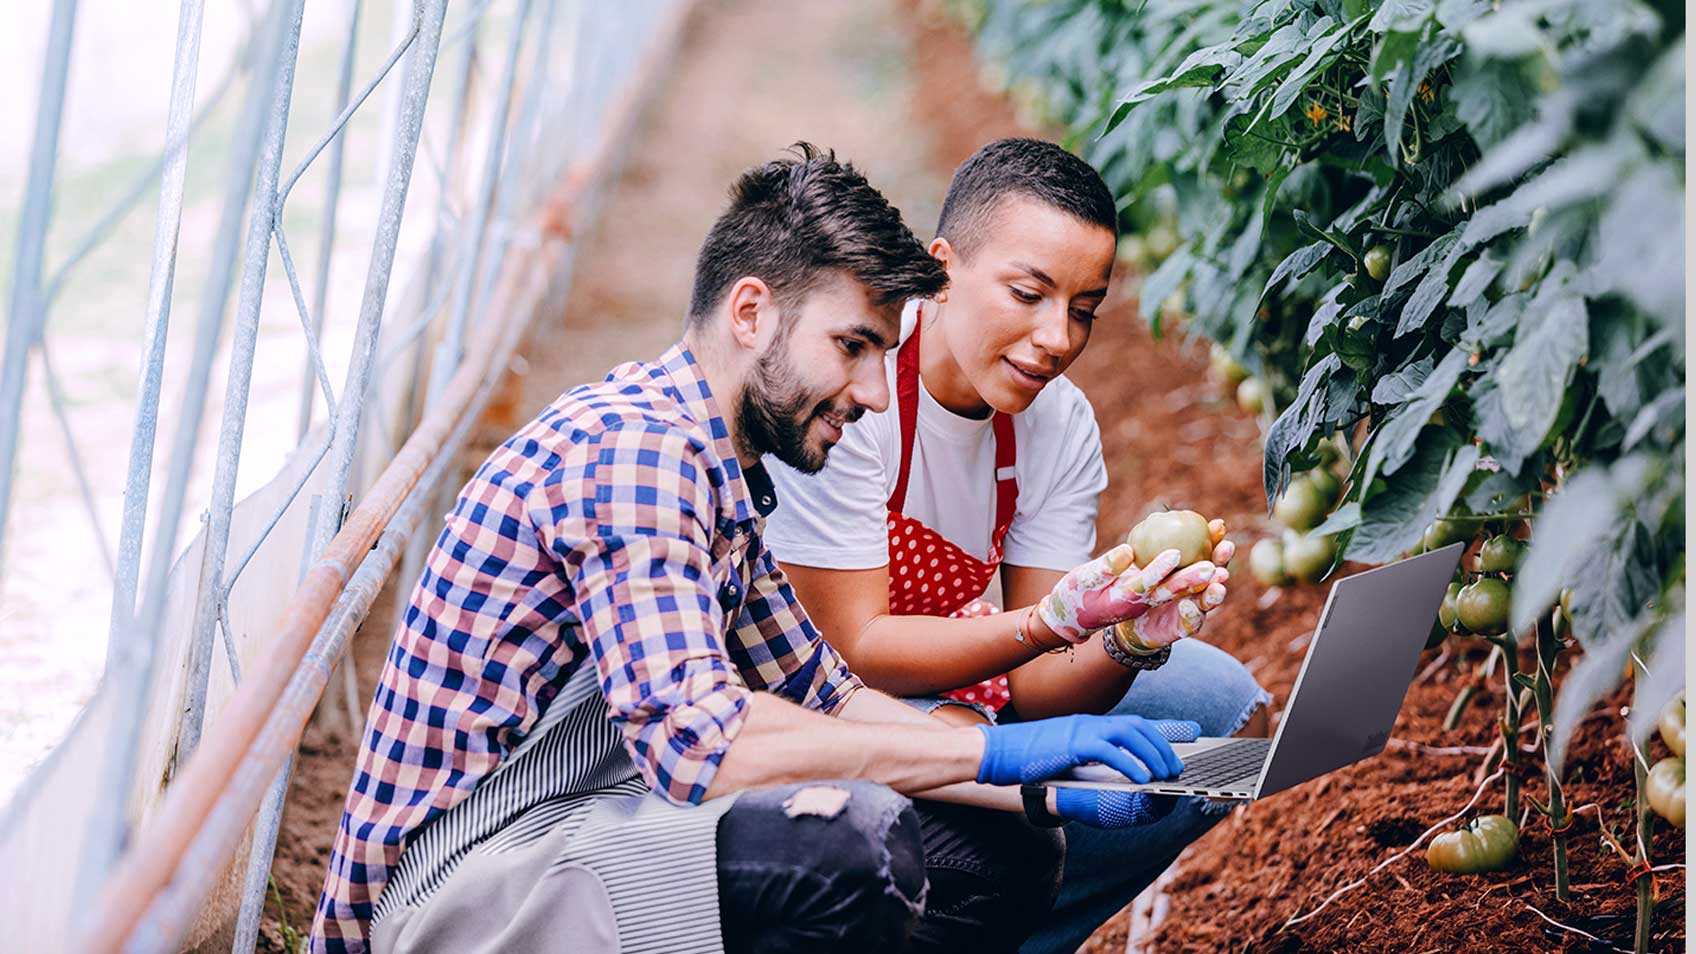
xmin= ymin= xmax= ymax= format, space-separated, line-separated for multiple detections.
xmin=762 ymin=139 xmax=1274 ymax=954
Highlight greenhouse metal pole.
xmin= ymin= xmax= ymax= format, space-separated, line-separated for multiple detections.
xmin=176 ymin=0 xmax=310 ymax=762
xmin=106 ymin=0 xmax=208 ymax=645
xmin=75 ymin=0 xmax=300 ymax=915
xmin=229 ymin=0 xmax=452 ymax=948
xmin=296 ymin=0 xmax=366 ymax=441
xmin=0 ymin=0 xmax=78 ymax=577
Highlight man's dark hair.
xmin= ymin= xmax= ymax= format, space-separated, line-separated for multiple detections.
xmin=935 ymin=138 xmax=1118 ymax=260
xmin=687 ymin=143 xmax=947 ymax=324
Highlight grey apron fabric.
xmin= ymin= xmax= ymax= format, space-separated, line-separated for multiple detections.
xmin=371 ymin=659 xmax=739 ymax=954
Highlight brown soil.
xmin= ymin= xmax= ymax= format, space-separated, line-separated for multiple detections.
xmin=258 ymin=1 xmax=1686 ymax=952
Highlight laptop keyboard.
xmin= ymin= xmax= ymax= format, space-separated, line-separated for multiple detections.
xmin=1172 ymin=737 xmax=1273 ymax=788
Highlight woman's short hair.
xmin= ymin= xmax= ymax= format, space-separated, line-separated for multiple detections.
xmin=935 ymin=138 xmax=1118 ymax=260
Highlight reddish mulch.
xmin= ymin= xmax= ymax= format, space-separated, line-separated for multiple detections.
xmin=905 ymin=6 xmax=1686 ymax=953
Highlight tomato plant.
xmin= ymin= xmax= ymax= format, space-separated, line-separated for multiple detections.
xmin=959 ymin=0 xmax=1684 ymax=947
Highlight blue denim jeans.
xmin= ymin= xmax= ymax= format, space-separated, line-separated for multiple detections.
xmin=902 ymin=638 xmax=1272 ymax=954
xmin=717 ymin=779 xmax=1065 ymax=953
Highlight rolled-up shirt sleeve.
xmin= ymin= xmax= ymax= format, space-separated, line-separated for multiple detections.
xmin=729 ymin=545 xmax=862 ymax=715
xmin=536 ymin=421 xmax=751 ymax=805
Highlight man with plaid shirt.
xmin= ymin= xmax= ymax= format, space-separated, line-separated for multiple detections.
xmin=312 ymin=144 xmax=1205 ymax=954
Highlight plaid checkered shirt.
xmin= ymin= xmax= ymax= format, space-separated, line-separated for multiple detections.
xmin=310 ymin=342 xmax=863 ymax=952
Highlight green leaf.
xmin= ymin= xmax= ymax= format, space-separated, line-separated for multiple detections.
xmin=1623 ymin=390 xmax=1683 ymax=451
xmin=1449 ymin=58 xmax=1538 ymax=151
xmin=1263 ymin=353 xmax=1344 ymax=506
xmin=1511 ymin=466 xmax=1619 ymax=634
xmin=1260 ymin=18 xmax=1360 ymax=123
xmin=1303 ymin=282 xmax=1350 ymax=346
xmin=1393 ymin=251 xmax=1459 ymax=337
xmin=1434 ymin=0 xmax=1493 ymax=30
xmin=1369 ymin=0 xmax=1434 ymax=33
xmin=1293 ymin=208 xmax=1361 ymax=262
xmin=1370 ymin=355 xmax=1434 ymax=404
xmin=1446 ymin=254 xmax=1502 ymax=307
xmin=1548 ymin=611 xmax=1636 ymax=774
xmin=1627 ymin=613 xmax=1686 ymax=751
xmin=1369 ymin=29 xmax=1422 ymax=86
xmin=1593 ymin=162 xmax=1685 ymax=335
xmin=1481 ymin=292 xmax=1588 ymax=465
xmin=1348 ymin=429 xmax=1474 ymax=563
xmin=1262 ymin=241 xmax=1332 ymax=301
xmin=1222 ymin=22 xmax=1313 ymax=98
xmin=1364 ymin=346 xmax=1468 ymax=484
xmin=1382 ymin=229 xmax=1459 ymax=298
xmin=1459 ymin=4 xmax=1544 ymax=59
xmin=1137 ymin=247 xmax=1194 ymax=324
xmin=1311 ymin=500 xmax=1362 ymax=536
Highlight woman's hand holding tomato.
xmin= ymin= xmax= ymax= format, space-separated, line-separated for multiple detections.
xmin=1034 ymin=520 xmax=1232 ymax=645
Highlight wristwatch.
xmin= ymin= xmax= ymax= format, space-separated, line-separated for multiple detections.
xmin=1101 ymin=624 xmax=1172 ymax=671
xmin=1021 ymin=784 xmax=1066 ymax=828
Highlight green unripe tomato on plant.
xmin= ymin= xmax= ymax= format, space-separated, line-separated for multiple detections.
xmin=1248 ymin=537 xmax=1288 ymax=587
xmin=1127 ymin=509 xmax=1213 ymax=568
xmin=1306 ymin=468 xmax=1342 ymax=505
xmin=1281 ymin=530 xmax=1336 ymax=584
xmin=1272 ymin=477 xmax=1328 ymax=532
xmin=1478 ymin=535 xmax=1523 ymax=574
xmin=1209 ymin=342 xmax=1249 ymax=388
xmin=1427 ymin=815 xmax=1518 ymax=874
xmin=1456 ymin=578 xmax=1511 ymax=635
xmin=1661 ymin=695 xmax=1685 ymax=759
xmin=1422 ymin=517 xmax=1469 ymax=552
xmin=1438 ymin=582 xmax=1461 ymax=631
xmin=1363 ymin=244 xmax=1393 ymax=283
xmin=1237 ymin=377 xmax=1268 ymax=415
xmin=1145 ymin=224 xmax=1179 ymax=262
xmin=1646 ymin=757 xmax=1685 ymax=829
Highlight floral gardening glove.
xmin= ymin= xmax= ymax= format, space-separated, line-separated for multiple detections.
xmin=1035 ymin=543 xmax=1219 ymax=644
xmin=1112 ymin=520 xmax=1234 ymax=651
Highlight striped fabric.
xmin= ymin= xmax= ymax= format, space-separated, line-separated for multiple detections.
xmin=311 ymin=342 xmax=863 ymax=953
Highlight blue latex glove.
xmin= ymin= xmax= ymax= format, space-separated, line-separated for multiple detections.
xmin=1054 ymin=787 xmax=1179 ymax=828
xmin=975 ymin=715 xmax=1200 ymax=786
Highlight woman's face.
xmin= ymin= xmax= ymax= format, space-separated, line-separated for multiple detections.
xmin=932 ymin=196 xmax=1116 ymax=415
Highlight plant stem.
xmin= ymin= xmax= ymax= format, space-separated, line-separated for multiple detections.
xmin=1492 ymin=633 xmax=1525 ymax=818
xmin=1631 ymin=656 xmax=1656 ymax=954
xmin=1444 ymin=673 xmax=1479 ymax=731
xmin=1533 ymin=612 xmax=1570 ymax=901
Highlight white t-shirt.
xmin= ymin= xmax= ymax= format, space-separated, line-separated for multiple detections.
xmin=764 ymin=301 xmax=1107 ymax=572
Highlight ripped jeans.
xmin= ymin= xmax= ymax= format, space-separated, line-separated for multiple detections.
xmin=717 ymin=780 xmax=1064 ymax=953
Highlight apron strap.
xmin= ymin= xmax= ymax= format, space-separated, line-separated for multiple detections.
xmin=886 ymin=306 xmax=1022 ymax=535
xmin=991 ymin=411 xmax=1018 ymax=539
xmin=886 ymin=312 xmax=923 ymax=514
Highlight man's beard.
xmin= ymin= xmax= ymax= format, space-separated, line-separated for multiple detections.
xmin=738 ymin=336 xmax=858 ymax=474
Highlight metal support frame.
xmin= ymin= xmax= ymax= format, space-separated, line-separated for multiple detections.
xmin=1 ymin=1 xmax=695 ymax=951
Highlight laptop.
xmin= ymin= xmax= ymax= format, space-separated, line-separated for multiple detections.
xmin=1046 ymin=542 xmax=1465 ymax=801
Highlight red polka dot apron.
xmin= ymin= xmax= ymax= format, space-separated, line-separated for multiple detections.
xmin=885 ymin=313 xmax=1018 ymax=713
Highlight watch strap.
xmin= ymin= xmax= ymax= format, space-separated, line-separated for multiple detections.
xmin=1021 ymin=784 xmax=1066 ymax=828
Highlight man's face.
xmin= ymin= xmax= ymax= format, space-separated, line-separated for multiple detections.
xmin=739 ymin=272 xmax=898 ymax=473
xmin=936 ymin=196 xmax=1115 ymax=414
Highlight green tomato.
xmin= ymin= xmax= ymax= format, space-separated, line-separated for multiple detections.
xmin=1427 ymin=815 xmax=1519 ymax=874
xmin=1145 ymin=224 xmax=1179 ymax=262
xmin=1307 ymin=468 xmax=1342 ymax=505
xmin=1647 ymin=757 xmax=1685 ymax=829
xmin=1457 ymin=578 xmax=1511 ymax=635
xmin=1127 ymin=509 xmax=1213 ymax=568
xmin=1281 ymin=530 xmax=1336 ymax=584
xmin=1248 ymin=537 xmax=1288 ymax=587
xmin=1438 ymin=582 xmax=1461 ymax=630
xmin=1363 ymin=244 xmax=1393 ymax=282
xmin=1478 ymin=535 xmax=1523 ymax=574
xmin=1237 ymin=377 xmax=1268 ymax=415
xmin=1422 ymin=517 xmax=1470 ymax=552
xmin=1272 ymin=477 xmax=1328 ymax=532
xmin=1209 ymin=342 xmax=1249 ymax=387
xmin=1661 ymin=695 xmax=1685 ymax=759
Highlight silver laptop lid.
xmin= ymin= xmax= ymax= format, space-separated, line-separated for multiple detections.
xmin=1251 ymin=542 xmax=1464 ymax=799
